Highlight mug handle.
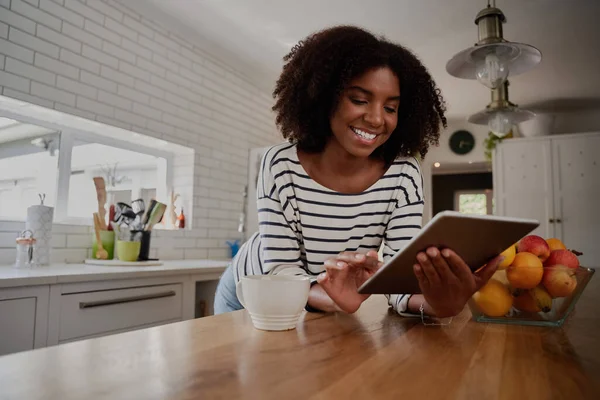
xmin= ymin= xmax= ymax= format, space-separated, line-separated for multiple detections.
xmin=235 ymin=279 xmax=246 ymax=308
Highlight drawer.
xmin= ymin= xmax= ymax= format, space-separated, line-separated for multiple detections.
xmin=59 ymin=284 xmax=182 ymax=341
xmin=0 ymin=298 xmax=36 ymax=356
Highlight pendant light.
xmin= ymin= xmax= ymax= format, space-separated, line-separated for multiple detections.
xmin=446 ymin=0 xmax=542 ymax=89
xmin=468 ymin=80 xmax=535 ymax=137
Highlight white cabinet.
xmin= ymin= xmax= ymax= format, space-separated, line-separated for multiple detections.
xmin=0 ymin=286 xmax=49 ymax=356
xmin=494 ymin=132 xmax=600 ymax=267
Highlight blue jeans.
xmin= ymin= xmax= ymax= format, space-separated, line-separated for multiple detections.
xmin=214 ymin=264 xmax=244 ymax=314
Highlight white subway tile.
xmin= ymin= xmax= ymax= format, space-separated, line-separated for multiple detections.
xmin=100 ymin=65 xmax=134 ymax=86
xmin=51 ymin=248 xmax=87 ymax=263
xmin=148 ymin=74 xmax=172 ymax=92
xmin=146 ymin=119 xmax=174 ymax=135
xmin=132 ymin=102 xmax=161 ymax=120
xmin=0 ymin=0 xmax=9 ymax=7
xmin=97 ymin=89 xmax=130 ymax=110
xmin=164 ymin=91 xmax=188 ymax=109
xmin=180 ymin=47 xmax=206 ymax=66
xmin=83 ymin=19 xmax=119 ymax=45
xmin=66 ymin=233 xmax=91 ymax=248
xmin=60 ymin=48 xmax=100 ymax=74
xmin=152 ymin=53 xmax=178 ymax=72
xmin=0 ymin=232 xmax=19 ymax=247
xmin=167 ymin=50 xmax=191 ymax=69
xmin=104 ymin=17 xmax=137 ymax=41
xmin=137 ymin=34 xmax=166 ymax=56
xmin=40 ymin=0 xmax=83 ymax=28
xmin=102 ymin=41 xmax=135 ymax=64
xmin=184 ymin=248 xmax=208 ymax=259
xmin=156 ymin=248 xmax=184 ymax=260
xmin=136 ymin=56 xmax=165 ymax=77
xmin=96 ymin=115 xmax=131 ymax=131
xmin=185 ymin=228 xmax=208 ymax=238
xmin=105 ymin=0 xmax=139 ymax=21
xmin=118 ymin=60 xmax=150 ymax=82
xmin=82 ymin=44 xmax=119 ymax=69
xmin=80 ymin=70 xmax=117 ymax=93
xmin=5 ymin=57 xmax=55 ymax=85
xmin=11 ymin=0 xmax=61 ymax=31
xmin=9 ymin=27 xmax=59 ymax=58
xmin=55 ymin=102 xmax=95 ymax=119
xmin=114 ymin=108 xmax=145 ymax=127
xmin=31 ymin=81 xmax=75 ymax=105
xmin=149 ymin=97 xmax=178 ymax=115
xmin=195 ymin=238 xmax=218 ymax=248
xmin=58 ymin=77 xmax=98 ymax=103
xmin=0 ymin=54 xmax=5 ymax=68
xmin=134 ymin=79 xmax=164 ymax=99
xmin=0 ymin=21 xmax=8 ymax=39
xmin=76 ymin=95 xmax=113 ymax=117
xmin=0 ymin=249 xmax=16 ymax=265
xmin=123 ymin=15 xmax=153 ymax=38
xmin=23 ymin=0 xmax=39 ymax=6
xmin=117 ymin=84 xmax=149 ymax=103
xmin=0 ymin=221 xmax=25 ymax=232
xmin=0 ymin=70 xmax=30 ymax=92
xmin=50 ymin=233 xmax=66 ymax=248
xmin=64 ymin=0 xmax=104 ymax=24
xmin=153 ymin=32 xmax=179 ymax=52
xmin=62 ymin=22 xmax=102 ymax=49
xmin=87 ymin=1 xmax=122 ymax=22
xmin=120 ymin=38 xmax=150 ymax=60
xmin=34 ymin=53 xmax=79 ymax=79
xmin=208 ymin=248 xmax=228 ymax=259
xmin=52 ymin=224 xmax=90 ymax=234
xmin=37 ymin=25 xmax=82 ymax=53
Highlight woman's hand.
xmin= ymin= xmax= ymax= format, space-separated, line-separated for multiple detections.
xmin=317 ymin=250 xmax=382 ymax=314
xmin=414 ymin=247 xmax=504 ymax=318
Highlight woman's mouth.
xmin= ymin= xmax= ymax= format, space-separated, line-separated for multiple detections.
xmin=351 ymin=127 xmax=378 ymax=143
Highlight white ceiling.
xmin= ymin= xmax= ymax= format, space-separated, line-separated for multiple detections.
xmin=129 ymin=0 xmax=600 ymax=119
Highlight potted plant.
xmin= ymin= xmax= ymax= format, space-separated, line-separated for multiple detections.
xmin=484 ymin=130 xmax=513 ymax=163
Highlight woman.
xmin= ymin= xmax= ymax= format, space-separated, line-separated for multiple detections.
xmin=214 ymin=25 xmax=502 ymax=319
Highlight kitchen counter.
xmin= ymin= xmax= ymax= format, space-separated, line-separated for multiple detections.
xmin=0 ymin=275 xmax=598 ymax=399
xmin=0 ymin=259 xmax=229 ymax=288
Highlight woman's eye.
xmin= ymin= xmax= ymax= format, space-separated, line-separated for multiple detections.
xmin=350 ymin=98 xmax=367 ymax=105
xmin=384 ymin=107 xmax=397 ymax=114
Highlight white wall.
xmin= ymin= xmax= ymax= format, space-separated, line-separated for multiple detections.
xmin=0 ymin=0 xmax=280 ymax=264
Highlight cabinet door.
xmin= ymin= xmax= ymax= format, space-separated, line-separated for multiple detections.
xmin=552 ymin=134 xmax=600 ymax=267
xmin=494 ymin=139 xmax=554 ymax=237
xmin=0 ymin=298 xmax=36 ymax=356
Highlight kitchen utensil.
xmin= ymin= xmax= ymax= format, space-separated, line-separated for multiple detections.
xmin=108 ymin=204 xmax=115 ymax=231
xmin=141 ymin=199 xmax=157 ymax=229
xmin=144 ymin=202 xmax=166 ymax=231
xmin=114 ymin=202 xmax=136 ymax=226
xmin=93 ymin=213 xmax=108 ymax=260
xmin=132 ymin=198 xmax=145 ymax=215
xmin=93 ymin=177 xmax=107 ymax=230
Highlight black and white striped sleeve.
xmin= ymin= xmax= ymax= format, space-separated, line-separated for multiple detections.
xmin=383 ymin=157 xmax=424 ymax=316
xmin=256 ymin=147 xmax=307 ymax=277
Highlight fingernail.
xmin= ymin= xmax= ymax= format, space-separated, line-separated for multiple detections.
xmin=418 ymin=253 xmax=427 ymax=262
xmin=318 ymin=272 xmax=326 ymax=280
xmin=337 ymin=261 xmax=345 ymax=267
xmin=442 ymin=249 xmax=450 ymax=258
xmin=427 ymin=248 xmax=437 ymax=257
xmin=355 ymin=254 xmax=364 ymax=260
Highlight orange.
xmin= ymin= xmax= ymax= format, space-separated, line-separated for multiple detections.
xmin=472 ymin=279 xmax=513 ymax=317
xmin=506 ymin=252 xmax=543 ymax=289
xmin=546 ymin=238 xmax=567 ymax=252
xmin=497 ymin=243 xmax=517 ymax=270
xmin=513 ymin=290 xmax=540 ymax=313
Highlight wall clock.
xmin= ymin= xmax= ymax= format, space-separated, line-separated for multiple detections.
xmin=449 ymin=130 xmax=475 ymax=155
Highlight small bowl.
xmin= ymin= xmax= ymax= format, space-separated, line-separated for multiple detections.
xmin=116 ymin=240 xmax=141 ymax=262
xmin=468 ymin=266 xmax=595 ymax=327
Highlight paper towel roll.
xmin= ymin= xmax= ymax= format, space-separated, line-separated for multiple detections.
xmin=26 ymin=205 xmax=54 ymax=266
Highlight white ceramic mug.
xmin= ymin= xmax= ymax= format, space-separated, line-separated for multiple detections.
xmin=236 ymin=275 xmax=310 ymax=331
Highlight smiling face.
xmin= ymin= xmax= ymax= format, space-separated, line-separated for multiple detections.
xmin=328 ymin=67 xmax=400 ymax=159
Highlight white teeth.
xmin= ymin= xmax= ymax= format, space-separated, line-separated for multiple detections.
xmin=352 ymin=128 xmax=376 ymax=140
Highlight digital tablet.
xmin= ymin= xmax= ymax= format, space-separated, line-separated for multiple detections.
xmin=357 ymin=211 xmax=539 ymax=295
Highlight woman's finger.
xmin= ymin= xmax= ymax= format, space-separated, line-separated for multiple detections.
xmin=417 ymin=251 xmax=440 ymax=287
xmin=414 ymin=263 xmax=429 ymax=290
xmin=441 ymin=248 xmax=475 ymax=284
xmin=474 ymin=254 xmax=504 ymax=289
xmin=426 ymin=247 xmax=456 ymax=284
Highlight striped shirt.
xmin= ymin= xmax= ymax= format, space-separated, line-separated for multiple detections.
xmin=232 ymin=142 xmax=424 ymax=315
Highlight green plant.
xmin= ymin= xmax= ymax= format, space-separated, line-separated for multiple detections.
xmin=484 ymin=131 xmax=513 ymax=162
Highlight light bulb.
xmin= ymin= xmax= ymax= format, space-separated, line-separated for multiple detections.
xmin=488 ymin=113 xmax=513 ymax=137
xmin=476 ymin=53 xmax=509 ymax=89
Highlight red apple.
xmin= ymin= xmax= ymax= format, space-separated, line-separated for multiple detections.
xmin=542 ymin=264 xmax=577 ymax=298
xmin=544 ymin=249 xmax=580 ymax=269
xmin=517 ymin=235 xmax=550 ymax=262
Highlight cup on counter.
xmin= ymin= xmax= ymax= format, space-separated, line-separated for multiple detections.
xmin=92 ymin=230 xmax=115 ymax=260
xmin=116 ymin=240 xmax=141 ymax=262
xmin=236 ymin=275 xmax=310 ymax=331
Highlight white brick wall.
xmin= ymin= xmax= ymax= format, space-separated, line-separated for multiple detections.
xmin=0 ymin=0 xmax=279 ymax=265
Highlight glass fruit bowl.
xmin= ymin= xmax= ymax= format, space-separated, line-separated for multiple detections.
xmin=468 ymin=265 xmax=595 ymax=327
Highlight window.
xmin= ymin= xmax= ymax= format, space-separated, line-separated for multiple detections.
xmin=454 ymin=189 xmax=494 ymax=215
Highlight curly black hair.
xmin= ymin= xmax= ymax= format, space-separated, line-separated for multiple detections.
xmin=272 ymin=25 xmax=447 ymax=164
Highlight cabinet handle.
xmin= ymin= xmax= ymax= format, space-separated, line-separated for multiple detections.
xmin=555 ymin=218 xmax=562 ymax=223
xmin=79 ymin=290 xmax=176 ymax=309
xmin=549 ymin=218 xmax=555 ymax=223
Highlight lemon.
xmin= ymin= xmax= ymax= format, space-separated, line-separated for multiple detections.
xmin=472 ymin=279 xmax=513 ymax=317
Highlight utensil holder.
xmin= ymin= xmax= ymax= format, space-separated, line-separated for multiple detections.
xmin=131 ymin=231 xmax=152 ymax=261
xmin=92 ymin=230 xmax=115 ymax=260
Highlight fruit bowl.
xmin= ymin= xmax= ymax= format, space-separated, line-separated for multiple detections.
xmin=468 ymin=235 xmax=595 ymax=327
xmin=468 ymin=266 xmax=595 ymax=327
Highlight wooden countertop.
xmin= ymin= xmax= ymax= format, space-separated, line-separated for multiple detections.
xmin=0 ymin=276 xmax=598 ymax=399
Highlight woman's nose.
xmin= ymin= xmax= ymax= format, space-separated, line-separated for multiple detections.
xmin=363 ymin=105 xmax=383 ymax=128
